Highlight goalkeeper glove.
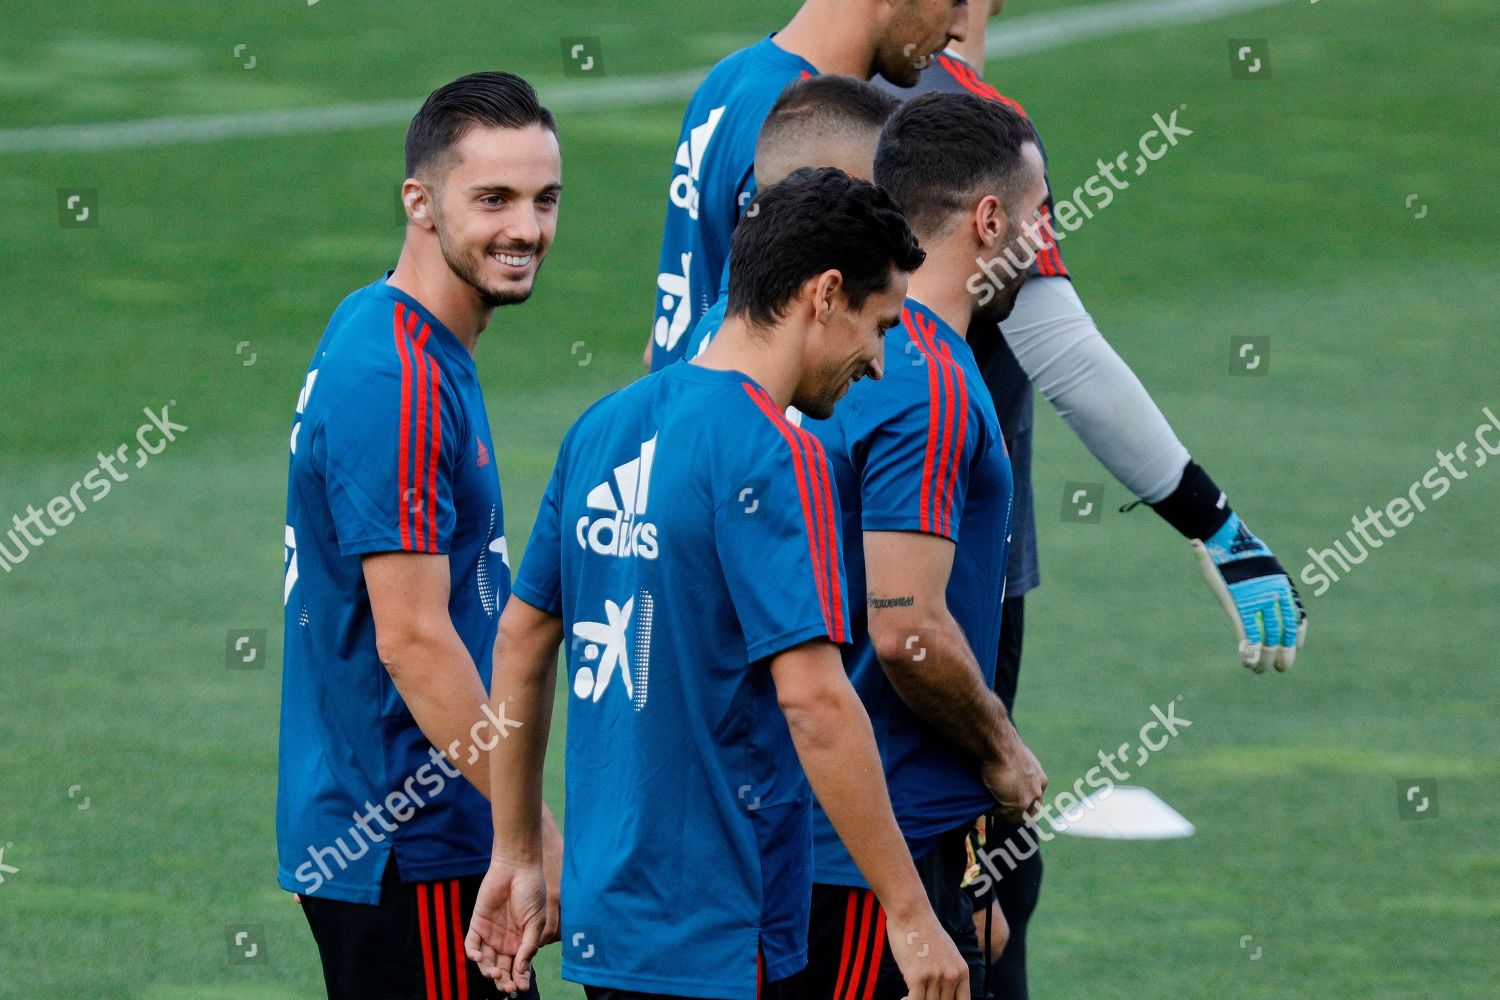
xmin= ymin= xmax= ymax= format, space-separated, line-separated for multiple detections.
xmin=1192 ymin=512 xmax=1307 ymax=672
xmin=1146 ymin=461 xmax=1308 ymax=672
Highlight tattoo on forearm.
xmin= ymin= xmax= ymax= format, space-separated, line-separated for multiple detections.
xmin=867 ymin=593 xmax=915 ymax=610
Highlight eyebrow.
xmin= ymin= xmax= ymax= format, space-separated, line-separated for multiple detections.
xmin=466 ymin=183 xmax=563 ymax=197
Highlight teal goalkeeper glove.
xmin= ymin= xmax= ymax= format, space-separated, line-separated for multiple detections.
xmin=1191 ymin=512 xmax=1308 ymax=672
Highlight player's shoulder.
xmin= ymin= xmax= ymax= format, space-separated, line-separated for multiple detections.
xmin=321 ymin=280 xmax=463 ymax=380
xmin=899 ymin=51 xmax=1030 ymax=120
xmin=890 ymin=304 xmax=967 ymax=386
xmin=696 ymin=36 xmax=809 ymax=115
xmin=315 ymin=279 xmax=404 ymax=369
xmin=851 ymin=303 xmax=978 ymax=416
xmin=304 ymin=279 xmax=471 ymax=418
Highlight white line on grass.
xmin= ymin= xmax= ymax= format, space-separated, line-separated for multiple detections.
xmin=987 ymin=0 xmax=1293 ymax=58
xmin=0 ymin=0 xmax=1295 ymax=154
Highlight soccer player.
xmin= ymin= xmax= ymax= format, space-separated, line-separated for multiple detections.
xmin=880 ymin=4 xmax=1309 ymax=995
xmin=795 ymin=93 xmax=1051 ymax=1000
xmin=277 ymin=72 xmax=563 ymax=999
xmin=464 ymin=168 xmax=969 ymax=1000
xmin=645 ymin=0 xmax=972 ymax=370
xmin=681 ymin=75 xmax=903 ymax=362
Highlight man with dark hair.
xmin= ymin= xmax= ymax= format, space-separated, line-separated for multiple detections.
xmin=277 ymin=70 xmax=563 ymax=999
xmin=882 ymin=7 xmax=1308 ymax=995
xmin=464 ymin=168 xmax=969 ymax=1000
xmin=682 ymin=75 xmax=902 ymax=362
xmin=645 ymin=0 xmax=971 ymax=370
xmin=793 ymin=92 xmax=1049 ymax=1000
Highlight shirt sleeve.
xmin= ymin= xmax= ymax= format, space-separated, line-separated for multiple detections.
xmin=854 ymin=351 xmax=978 ymax=542
xmin=715 ymin=413 xmax=850 ymax=662
xmin=512 ymin=452 xmax=566 ymax=617
xmin=322 ymin=364 xmax=459 ymax=557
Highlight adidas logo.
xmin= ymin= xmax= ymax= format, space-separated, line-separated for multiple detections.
xmin=575 ymin=434 xmax=659 ymax=560
xmin=1227 ymin=518 xmax=1260 ymax=557
xmin=668 ymin=105 xmax=724 ymax=221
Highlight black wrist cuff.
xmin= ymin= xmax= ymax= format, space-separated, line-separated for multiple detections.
xmin=1147 ymin=461 xmax=1233 ymax=541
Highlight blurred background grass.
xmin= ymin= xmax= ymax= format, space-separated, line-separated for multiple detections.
xmin=1 ymin=1 xmax=1497 ymax=997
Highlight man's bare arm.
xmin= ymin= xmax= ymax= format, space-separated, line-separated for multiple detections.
xmin=864 ymin=531 xmax=1010 ymax=757
xmin=485 ymin=595 xmax=563 ymax=861
xmin=466 ymin=595 xmax=563 ymax=992
xmin=366 ymin=551 xmax=499 ymax=791
xmin=771 ymin=639 xmax=968 ymax=1000
xmin=863 ymin=530 xmax=1046 ymax=819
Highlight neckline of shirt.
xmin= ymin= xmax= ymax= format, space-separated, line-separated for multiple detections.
xmin=759 ymin=33 xmax=820 ymax=77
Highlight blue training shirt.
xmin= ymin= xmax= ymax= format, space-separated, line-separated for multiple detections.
xmin=877 ymin=47 xmax=1077 ymax=603
xmin=682 ymin=290 xmax=729 ymax=361
xmin=804 ymin=300 xmax=1014 ymax=886
xmin=649 ymin=35 xmax=816 ymax=370
xmin=277 ymin=275 xmax=508 ymax=904
xmin=513 ymin=362 xmax=850 ymax=996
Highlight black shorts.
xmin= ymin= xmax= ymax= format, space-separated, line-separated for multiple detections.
xmin=583 ymin=967 xmax=795 ymax=1000
xmin=792 ymin=825 xmax=984 ymax=1000
xmin=300 ymin=855 xmax=540 ymax=1000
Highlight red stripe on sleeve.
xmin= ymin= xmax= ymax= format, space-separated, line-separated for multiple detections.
xmin=908 ymin=310 xmax=968 ymax=538
xmin=451 ymin=879 xmax=468 ymax=1000
xmin=1037 ymin=205 xmax=1066 ymax=275
xmin=940 ymin=54 xmax=1027 ymax=117
xmin=919 ymin=313 xmax=958 ymax=537
xmin=903 ymin=309 xmax=943 ymax=534
xmin=741 ymin=384 xmax=834 ymax=639
xmin=434 ymin=880 xmax=453 ymax=1000
xmin=424 ymin=353 xmax=442 ymax=552
xmin=394 ymin=304 xmax=415 ymax=551
xmin=937 ymin=340 xmax=970 ymax=535
xmin=412 ymin=349 xmax=430 ymax=551
xmin=417 ymin=882 xmax=439 ymax=1000
xmin=799 ymin=429 xmax=845 ymax=643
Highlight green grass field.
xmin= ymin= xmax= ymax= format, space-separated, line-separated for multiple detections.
xmin=2 ymin=1 xmax=1498 ymax=997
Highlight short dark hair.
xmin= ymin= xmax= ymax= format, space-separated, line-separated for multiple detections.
xmin=874 ymin=92 xmax=1039 ymax=236
xmin=404 ymin=72 xmax=556 ymax=179
xmin=727 ymin=167 xmax=925 ymax=327
xmin=755 ymin=75 xmax=902 ymax=163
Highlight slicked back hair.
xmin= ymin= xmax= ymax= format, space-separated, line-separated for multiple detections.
xmin=727 ymin=167 xmax=925 ymax=328
xmin=874 ymin=91 xmax=1039 ymax=238
xmin=405 ymin=71 xmax=556 ymax=179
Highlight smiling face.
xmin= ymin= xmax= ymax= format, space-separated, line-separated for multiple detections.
xmin=794 ymin=266 xmax=907 ymax=419
xmin=418 ymin=123 xmax=562 ymax=308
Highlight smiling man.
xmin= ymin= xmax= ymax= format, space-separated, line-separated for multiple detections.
xmin=277 ymin=71 xmax=563 ymax=1000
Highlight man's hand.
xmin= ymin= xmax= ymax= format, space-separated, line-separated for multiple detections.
xmin=979 ymin=727 xmax=1047 ymax=823
xmin=1192 ymin=513 xmax=1307 ymax=672
xmin=541 ymin=806 xmax=563 ymax=945
xmin=465 ymin=857 xmax=546 ymax=993
xmin=885 ymin=905 xmax=970 ymax=1000
xmin=642 ymin=337 xmax=653 ymax=371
